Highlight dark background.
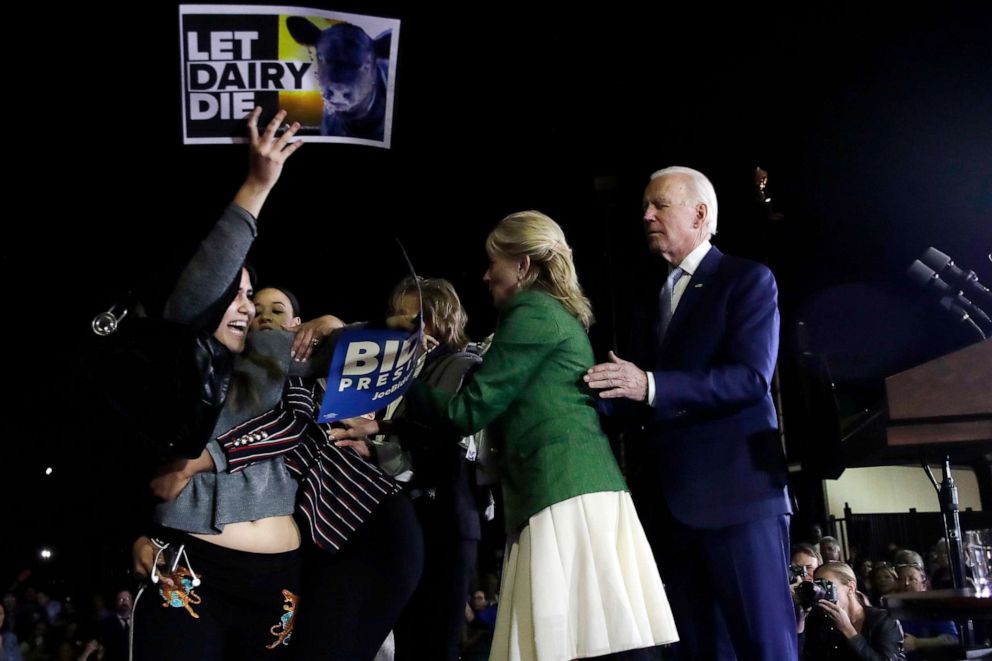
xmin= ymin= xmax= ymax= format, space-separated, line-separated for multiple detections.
xmin=5 ymin=3 xmax=990 ymax=593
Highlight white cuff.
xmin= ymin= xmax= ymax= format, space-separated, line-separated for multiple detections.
xmin=646 ymin=371 xmax=656 ymax=406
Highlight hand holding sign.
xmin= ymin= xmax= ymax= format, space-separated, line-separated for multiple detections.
xmin=317 ymin=324 xmax=422 ymax=422
xmin=233 ymin=107 xmax=302 ymax=217
xmin=329 ymin=416 xmax=381 ymax=442
xmin=330 ymin=415 xmax=379 ymax=458
xmin=318 ymin=239 xmax=424 ymax=422
xmin=247 ymin=107 xmax=302 ymax=189
xmin=180 ymin=7 xmax=400 ymax=147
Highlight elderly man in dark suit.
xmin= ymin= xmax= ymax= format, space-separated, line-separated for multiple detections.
xmin=586 ymin=166 xmax=796 ymax=660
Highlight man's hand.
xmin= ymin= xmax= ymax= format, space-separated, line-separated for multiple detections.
xmin=584 ymin=351 xmax=649 ymax=402
xmin=78 ymin=639 xmax=104 ymax=661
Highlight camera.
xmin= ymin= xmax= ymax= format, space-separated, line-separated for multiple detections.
xmin=789 ymin=563 xmax=807 ymax=584
xmin=796 ymin=578 xmax=837 ymax=609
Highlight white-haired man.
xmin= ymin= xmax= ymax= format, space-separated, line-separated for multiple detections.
xmin=586 ymin=166 xmax=795 ymax=660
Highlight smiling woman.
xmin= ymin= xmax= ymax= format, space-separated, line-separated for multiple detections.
xmin=213 ymin=269 xmax=255 ymax=352
xmin=129 ymin=107 xmax=310 ymax=661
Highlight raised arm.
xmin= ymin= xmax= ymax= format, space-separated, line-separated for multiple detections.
xmin=164 ymin=108 xmax=302 ymax=324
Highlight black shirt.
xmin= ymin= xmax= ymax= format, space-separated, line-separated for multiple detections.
xmin=800 ymin=606 xmax=907 ymax=661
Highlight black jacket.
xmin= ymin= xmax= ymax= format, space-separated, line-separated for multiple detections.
xmin=800 ymin=606 xmax=907 ymax=661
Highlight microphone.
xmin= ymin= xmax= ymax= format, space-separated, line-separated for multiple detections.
xmin=91 ymin=291 xmax=142 ymax=337
xmin=938 ymin=296 xmax=986 ymax=340
xmin=907 ymin=261 xmax=991 ymax=335
xmin=920 ymin=247 xmax=992 ymax=309
xmin=907 ymin=259 xmax=942 ymax=290
xmin=91 ymin=305 xmax=129 ymax=336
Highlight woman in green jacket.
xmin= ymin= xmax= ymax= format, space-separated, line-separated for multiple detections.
xmin=407 ymin=211 xmax=678 ymax=660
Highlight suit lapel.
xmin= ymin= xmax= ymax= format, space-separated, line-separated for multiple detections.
xmin=660 ymin=246 xmax=723 ymax=354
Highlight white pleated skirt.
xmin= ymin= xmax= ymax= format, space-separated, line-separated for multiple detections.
xmin=490 ymin=491 xmax=678 ymax=661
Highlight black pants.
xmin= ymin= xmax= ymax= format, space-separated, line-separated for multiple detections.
xmin=132 ymin=532 xmax=301 ymax=661
xmin=393 ymin=495 xmax=478 ymax=661
xmin=293 ymin=491 xmax=424 ymax=661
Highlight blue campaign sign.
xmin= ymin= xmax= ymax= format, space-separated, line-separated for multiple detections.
xmin=318 ymin=324 xmax=422 ymax=422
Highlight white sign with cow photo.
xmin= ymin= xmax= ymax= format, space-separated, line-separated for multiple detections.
xmin=179 ymin=5 xmax=400 ymax=148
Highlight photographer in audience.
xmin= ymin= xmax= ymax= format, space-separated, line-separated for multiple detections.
xmin=793 ymin=543 xmax=825 ymax=633
xmin=793 ymin=544 xmax=824 ymax=584
xmin=799 ymin=562 xmax=906 ymax=660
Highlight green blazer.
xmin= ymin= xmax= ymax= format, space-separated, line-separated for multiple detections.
xmin=408 ymin=289 xmax=627 ymax=532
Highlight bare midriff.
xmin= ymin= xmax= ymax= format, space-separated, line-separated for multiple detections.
xmin=192 ymin=515 xmax=300 ymax=553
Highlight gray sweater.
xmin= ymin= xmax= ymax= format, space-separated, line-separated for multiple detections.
xmin=155 ymin=205 xmax=300 ymax=533
xmin=155 ymin=332 xmax=301 ymax=532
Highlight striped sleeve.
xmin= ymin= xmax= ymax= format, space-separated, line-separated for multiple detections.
xmin=217 ymin=379 xmax=317 ymax=472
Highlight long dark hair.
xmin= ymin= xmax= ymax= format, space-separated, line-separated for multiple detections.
xmin=196 ymin=263 xmax=257 ymax=335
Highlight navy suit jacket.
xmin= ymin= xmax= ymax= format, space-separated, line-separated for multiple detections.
xmin=621 ymin=246 xmax=791 ymax=529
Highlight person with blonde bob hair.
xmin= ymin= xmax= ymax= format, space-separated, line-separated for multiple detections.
xmin=379 ymin=211 xmax=678 ymax=659
xmin=390 ymin=276 xmax=470 ymax=350
xmin=367 ymin=275 xmax=484 ymax=660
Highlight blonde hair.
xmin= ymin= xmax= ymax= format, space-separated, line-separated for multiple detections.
xmin=486 ymin=211 xmax=594 ymax=329
xmin=390 ymin=276 xmax=470 ymax=350
xmin=817 ymin=561 xmax=871 ymax=607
